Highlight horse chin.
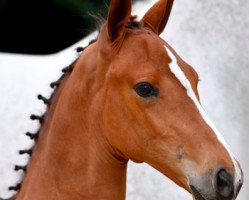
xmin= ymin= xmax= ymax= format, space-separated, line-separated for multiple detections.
xmin=190 ymin=185 xmax=208 ymax=200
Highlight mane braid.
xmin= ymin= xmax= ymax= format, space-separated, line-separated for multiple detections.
xmin=125 ymin=15 xmax=141 ymax=29
xmin=3 ymin=43 xmax=91 ymax=199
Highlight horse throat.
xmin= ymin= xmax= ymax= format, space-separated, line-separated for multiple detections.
xmin=16 ymin=52 xmax=128 ymax=200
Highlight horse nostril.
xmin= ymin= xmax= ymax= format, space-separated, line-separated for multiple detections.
xmin=215 ymin=169 xmax=234 ymax=199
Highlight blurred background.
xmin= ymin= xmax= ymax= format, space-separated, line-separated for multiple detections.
xmin=0 ymin=0 xmax=111 ymax=54
xmin=0 ymin=0 xmax=248 ymax=199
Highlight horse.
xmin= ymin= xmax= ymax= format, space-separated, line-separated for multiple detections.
xmin=2 ymin=0 xmax=243 ymax=199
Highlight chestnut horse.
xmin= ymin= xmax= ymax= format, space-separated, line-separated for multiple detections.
xmin=4 ymin=0 xmax=243 ymax=200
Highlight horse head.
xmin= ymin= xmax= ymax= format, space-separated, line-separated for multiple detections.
xmin=78 ymin=0 xmax=243 ymax=199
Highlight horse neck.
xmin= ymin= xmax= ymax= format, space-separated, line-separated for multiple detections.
xmin=16 ymin=46 xmax=128 ymax=200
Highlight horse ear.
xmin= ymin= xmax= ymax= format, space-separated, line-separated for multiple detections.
xmin=142 ymin=0 xmax=174 ymax=35
xmin=107 ymin=0 xmax=132 ymax=41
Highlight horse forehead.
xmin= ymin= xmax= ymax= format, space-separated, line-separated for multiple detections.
xmin=120 ymin=35 xmax=192 ymax=72
xmin=121 ymin=33 xmax=168 ymax=60
xmin=111 ymin=33 xmax=197 ymax=84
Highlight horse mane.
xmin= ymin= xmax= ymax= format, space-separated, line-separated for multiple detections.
xmin=5 ymin=46 xmax=86 ymax=196
xmin=4 ymin=15 xmax=140 ymax=199
xmin=126 ymin=16 xmax=141 ymax=29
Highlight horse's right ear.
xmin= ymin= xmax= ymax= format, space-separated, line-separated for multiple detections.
xmin=107 ymin=0 xmax=132 ymax=41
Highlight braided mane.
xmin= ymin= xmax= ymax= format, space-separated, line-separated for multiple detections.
xmin=0 ymin=46 xmax=88 ymax=200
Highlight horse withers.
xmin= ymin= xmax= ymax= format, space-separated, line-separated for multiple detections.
xmin=8 ymin=0 xmax=243 ymax=200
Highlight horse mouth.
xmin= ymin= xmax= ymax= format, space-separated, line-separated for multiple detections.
xmin=190 ymin=185 xmax=208 ymax=200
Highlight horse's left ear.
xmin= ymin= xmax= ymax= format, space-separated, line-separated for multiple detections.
xmin=107 ymin=0 xmax=132 ymax=41
xmin=142 ymin=0 xmax=174 ymax=35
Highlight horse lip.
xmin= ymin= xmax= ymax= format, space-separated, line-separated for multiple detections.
xmin=190 ymin=185 xmax=208 ymax=200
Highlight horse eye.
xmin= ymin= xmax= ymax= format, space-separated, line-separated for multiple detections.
xmin=134 ymin=82 xmax=159 ymax=98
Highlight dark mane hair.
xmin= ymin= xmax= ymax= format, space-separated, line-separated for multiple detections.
xmin=126 ymin=16 xmax=141 ymax=29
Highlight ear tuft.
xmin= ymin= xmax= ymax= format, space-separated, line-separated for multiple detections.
xmin=107 ymin=0 xmax=132 ymax=41
xmin=142 ymin=0 xmax=174 ymax=35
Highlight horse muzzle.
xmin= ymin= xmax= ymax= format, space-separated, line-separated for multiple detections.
xmin=189 ymin=167 xmax=244 ymax=200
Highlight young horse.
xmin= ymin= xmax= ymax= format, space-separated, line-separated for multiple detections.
xmin=4 ymin=0 xmax=243 ymax=199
